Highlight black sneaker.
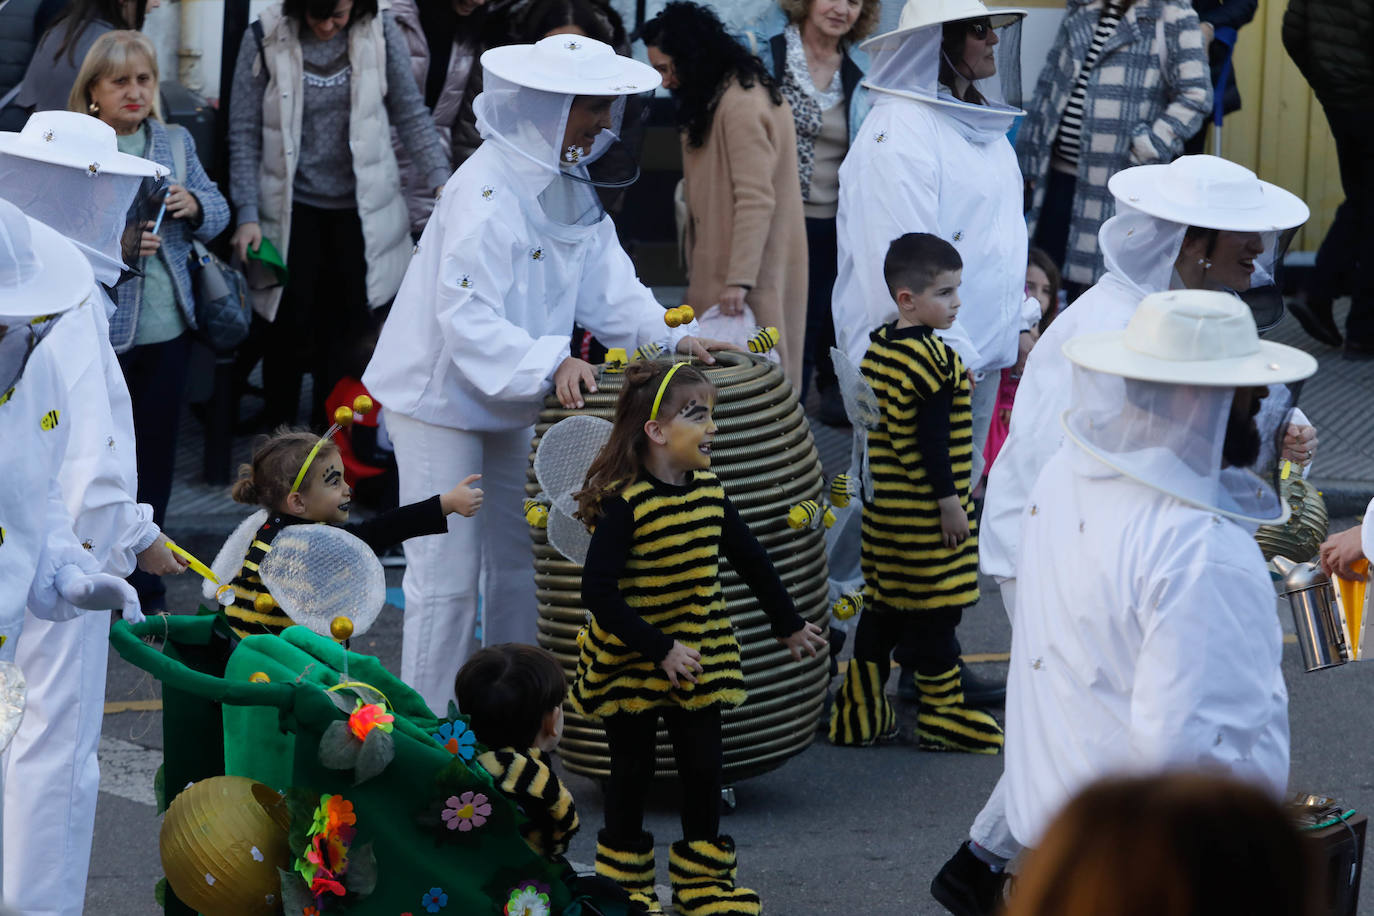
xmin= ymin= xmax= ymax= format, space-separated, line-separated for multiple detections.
xmin=1289 ymin=300 xmax=1343 ymax=347
xmin=931 ymin=842 xmax=1007 ymax=916
xmin=961 ymin=664 xmax=1006 ymax=708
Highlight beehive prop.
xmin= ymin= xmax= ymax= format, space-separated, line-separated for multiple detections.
xmin=527 ymin=351 xmax=831 ymax=781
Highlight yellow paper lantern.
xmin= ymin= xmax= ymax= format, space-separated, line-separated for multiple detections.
xmin=159 ymin=775 xmax=291 ymax=916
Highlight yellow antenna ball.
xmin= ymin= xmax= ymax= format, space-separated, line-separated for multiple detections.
xmin=664 ymin=308 xmax=683 ymax=328
xmin=248 ymin=671 xmax=271 ymax=684
xmin=333 ymin=405 xmax=355 ymax=427
xmin=214 ymin=584 xmax=236 ymax=607
xmin=253 ymin=593 xmax=276 ymax=615
xmin=329 ymin=616 xmax=354 ymax=641
xmin=352 ymin=394 xmax=374 ymax=415
xmin=678 ymin=305 xmax=695 ymax=323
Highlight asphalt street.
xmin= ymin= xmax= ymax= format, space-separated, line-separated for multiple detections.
xmin=86 ymin=517 xmax=1374 ymax=915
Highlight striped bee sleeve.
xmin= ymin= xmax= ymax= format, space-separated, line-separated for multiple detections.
xmin=719 ymin=497 xmax=805 ymax=638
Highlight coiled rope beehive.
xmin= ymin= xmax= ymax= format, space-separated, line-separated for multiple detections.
xmin=527 ymin=352 xmax=831 ymax=782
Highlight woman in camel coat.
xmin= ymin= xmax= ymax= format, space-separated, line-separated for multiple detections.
xmin=643 ymin=1 xmax=807 ymax=387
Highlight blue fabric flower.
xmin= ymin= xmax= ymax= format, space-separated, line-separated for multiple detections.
xmin=432 ymin=721 xmax=477 ymax=760
xmin=423 ymin=886 xmax=448 ymax=912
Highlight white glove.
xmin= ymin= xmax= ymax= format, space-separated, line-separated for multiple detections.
xmin=53 ymin=565 xmax=144 ymax=624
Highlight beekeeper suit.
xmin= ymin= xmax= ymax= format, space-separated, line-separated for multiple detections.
xmin=833 ymin=0 xmax=1030 ymax=481
xmin=981 ymin=155 xmax=1311 ymax=599
xmin=1003 ymin=290 xmax=1314 ymax=849
xmin=0 ymin=197 xmax=144 ymax=897
xmin=365 ymin=36 xmax=716 ymax=711
xmin=0 ymin=111 xmax=174 ymax=916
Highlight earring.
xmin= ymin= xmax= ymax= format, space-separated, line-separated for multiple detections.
xmin=87 ymin=101 xmax=99 ymax=114
xmin=1198 ymin=258 xmax=1212 ymax=270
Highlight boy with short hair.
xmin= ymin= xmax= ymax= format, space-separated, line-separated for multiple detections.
xmin=828 ymin=232 xmax=1003 ymax=754
xmin=455 ymin=643 xmax=578 ymax=858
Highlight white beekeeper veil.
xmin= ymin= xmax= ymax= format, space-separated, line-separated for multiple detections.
xmin=861 ymin=0 xmax=1026 ymax=134
xmin=0 ymin=111 xmax=166 ymax=286
xmin=0 ymin=198 xmax=95 ymax=403
xmin=475 ymin=36 xmax=660 ymax=226
xmin=1107 ymin=155 xmax=1309 ymax=331
xmin=1061 ymin=290 xmax=1317 ymax=525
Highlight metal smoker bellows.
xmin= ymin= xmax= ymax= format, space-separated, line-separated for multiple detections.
xmin=526 ymin=351 xmax=831 ymax=782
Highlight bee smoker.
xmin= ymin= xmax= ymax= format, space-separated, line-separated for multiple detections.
xmin=1273 ymin=556 xmax=1348 ymax=672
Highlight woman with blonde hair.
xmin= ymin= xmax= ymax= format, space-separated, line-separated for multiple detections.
xmin=70 ymin=29 xmax=229 ymax=613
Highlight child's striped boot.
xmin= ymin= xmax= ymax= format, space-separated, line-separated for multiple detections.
xmin=915 ymin=665 xmax=1004 ymax=755
xmin=595 ymin=830 xmax=663 ymax=914
xmin=668 ymin=836 xmax=761 ymax=916
xmin=828 ymin=659 xmax=898 ymax=746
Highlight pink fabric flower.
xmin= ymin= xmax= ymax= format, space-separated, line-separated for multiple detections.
xmin=441 ymin=791 xmax=491 ymax=832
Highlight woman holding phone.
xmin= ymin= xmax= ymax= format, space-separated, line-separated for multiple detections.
xmin=69 ymin=29 xmax=229 ymax=609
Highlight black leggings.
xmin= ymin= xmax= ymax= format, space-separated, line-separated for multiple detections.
xmin=854 ymin=605 xmax=964 ymax=684
xmin=602 ymin=706 xmax=723 ymax=843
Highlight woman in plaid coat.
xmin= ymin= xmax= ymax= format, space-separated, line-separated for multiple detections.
xmin=1016 ymin=0 xmax=1211 ymax=291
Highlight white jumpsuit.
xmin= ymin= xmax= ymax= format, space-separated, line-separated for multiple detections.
xmin=4 ymin=292 xmax=158 ymax=916
xmin=365 ymin=138 xmax=692 ymax=712
xmin=1004 ymin=448 xmax=1289 ymax=847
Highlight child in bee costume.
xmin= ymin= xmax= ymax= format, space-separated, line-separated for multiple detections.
xmin=0 ymin=199 xmax=145 ymax=900
xmin=569 ymin=361 xmax=825 ymax=915
xmin=364 ymin=36 xmax=731 ymax=713
xmin=829 ymin=233 xmax=1003 ymax=754
xmin=0 ymin=112 xmax=179 ymax=916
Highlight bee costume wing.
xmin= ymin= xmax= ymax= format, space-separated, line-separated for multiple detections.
xmin=205 ymin=509 xmax=270 ymax=601
xmin=0 ymin=661 xmax=26 ymax=754
xmin=257 ymin=526 xmax=387 ymax=638
xmin=533 ymin=414 xmax=614 ymax=564
xmin=830 ymin=347 xmax=880 ymax=502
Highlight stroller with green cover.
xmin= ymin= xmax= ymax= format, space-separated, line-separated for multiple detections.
xmin=111 ymin=613 xmax=635 ymax=916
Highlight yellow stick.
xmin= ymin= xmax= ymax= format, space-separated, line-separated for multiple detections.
xmin=165 ymin=541 xmax=219 ymax=584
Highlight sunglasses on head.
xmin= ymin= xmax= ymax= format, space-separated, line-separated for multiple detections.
xmin=965 ymin=18 xmax=994 ymax=39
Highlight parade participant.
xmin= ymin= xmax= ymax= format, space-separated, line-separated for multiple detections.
xmin=833 ymin=0 xmax=1033 ymax=486
xmin=455 ymin=643 xmax=578 ymax=859
xmin=0 ymin=110 xmax=179 ymax=916
xmin=570 ymin=361 xmax=825 ymax=915
xmin=0 ymin=198 xmax=145 ymax=902
xmin=935 ymin=155 xmax=1313 ymax=916
xmin=828 ymin=233 xmax=1003 ymax=753
xmin=220 ymin=427 xmax=482 ymax=635
xmin=363 ymin=35 xmax=734 ymax=711
xmin=1318 ymin=501 xmax=1374 ymax=581
xmin=1002 ymin=290 xmax=1311 ymax=855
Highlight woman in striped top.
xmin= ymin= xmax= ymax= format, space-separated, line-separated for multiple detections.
xmin=571 ymin=360 xmax=824 ymax=916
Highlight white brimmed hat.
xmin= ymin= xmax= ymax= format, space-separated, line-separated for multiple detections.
xmin=481 ymin=35 xmax=660 ymax=96
xmin=1063 ymin=290 xmax=1317 ymax=387
xmin=0 ymin=199 xmax=95 ymax=319
xmin=1108 ymin=155 xmax=1308 ymax=233
xmin=0 ymin=111 xmax=165 ymax=179
xmin=861 ymin=0 xmax=1025 ymax=52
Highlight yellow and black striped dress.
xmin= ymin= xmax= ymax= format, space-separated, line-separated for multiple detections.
xmin=859 ymin=322 xmax=980 ymax=611
xmin=571 ymin=471 xmax=801 ymax=718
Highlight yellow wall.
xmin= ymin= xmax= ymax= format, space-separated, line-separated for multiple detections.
xmin=1220 ymin=0 xmax=1339 ymax=251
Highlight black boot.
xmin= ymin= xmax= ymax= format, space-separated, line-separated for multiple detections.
xmin=931 ymin=842 xmax=1008 ymax=916
xmin=1289 ymin=299 xmax=1343 ymax=347
xmin=902 ymin=663 xmax=1005 ymax=707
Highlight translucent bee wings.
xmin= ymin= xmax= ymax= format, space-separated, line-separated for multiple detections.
xmin=533 ymin=414 xmax=614 ymax=565
xmin=257 ymin=525 xmax=387 ymax=639
xmin=204 ymin=509 xmax=269 ymax=602
xmin=830 ymin=347 xmax=880 ymax=502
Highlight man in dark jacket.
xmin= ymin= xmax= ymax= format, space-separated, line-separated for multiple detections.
xmin=1282 ymin=0 xmax=1374 ymax=358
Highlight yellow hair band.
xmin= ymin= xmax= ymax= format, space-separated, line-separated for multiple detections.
xmin=650 ymin=363 xmax=686 ymax=421
xmin=288 ymin=395 xmax=376 ymax=496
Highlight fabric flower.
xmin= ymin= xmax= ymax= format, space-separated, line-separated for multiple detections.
xmin=349 ymin=701 xmax=395 ymax=741
xmin=441 ymin=791 xmax=491 ymax=832
xmin=422 ymin=887 xmax=448 ymax=912
xmin=323 ymin=795 xmax=357 ymax=835
xmin=432 ymin=721 xmax=477 ymax=760
xmin=504 ymin=882 xmax=551 ymax=916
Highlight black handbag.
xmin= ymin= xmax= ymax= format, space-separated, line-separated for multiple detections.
xmin=168 ymin=124 xmax=251 ymax=353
